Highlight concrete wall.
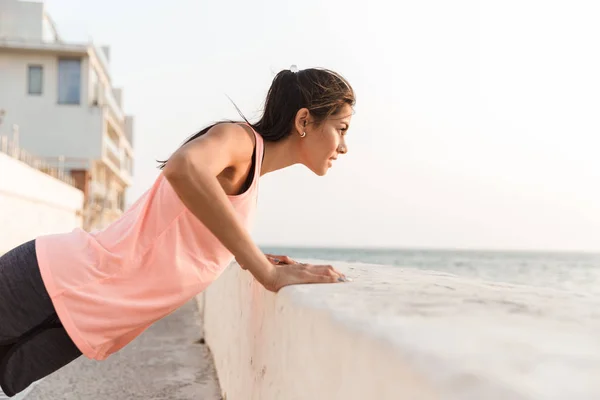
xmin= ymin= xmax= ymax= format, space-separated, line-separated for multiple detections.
xmin=200 ymin=259 xmax=600 ymax=400
xmin=0 ymin=51 xmax=105 ymax=159
xmin=0 ymin=152 xmax=83 ymax=254
xmin=0 ymin=0 xmax=43 ymax=41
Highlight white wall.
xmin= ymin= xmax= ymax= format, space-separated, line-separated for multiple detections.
xmin=0 ymin=152 xmax=83 ymax=254
xmin=200 ymin=260 xmax=600 ymax=400
xmin=0 ymin=51 xmax=104 ymax=159
xmin=0 ymin=0 xmax=43 ymax=41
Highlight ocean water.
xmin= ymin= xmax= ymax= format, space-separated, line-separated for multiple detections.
xmin=261 ymin=246 xmax=600 ymax=295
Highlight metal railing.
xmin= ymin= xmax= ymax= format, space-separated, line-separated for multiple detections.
xmin=0 ymin=135 xmax=77 ymax=187
xmin=103 ymin=85 xmax=125 ymax=122
xmin=104 ymin=134 xmax=121 ymax=161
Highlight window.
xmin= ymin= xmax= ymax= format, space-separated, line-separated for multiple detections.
xmin=57 ymin=58 xmax=81 ymax=104
xmin=28 ymin=65 xmax=43 ymax=95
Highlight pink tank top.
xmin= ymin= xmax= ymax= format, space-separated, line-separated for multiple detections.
xmin=35 ymin=126 xmax=263 ymax=360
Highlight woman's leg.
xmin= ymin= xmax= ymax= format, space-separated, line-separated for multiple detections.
xmin=0 ymin=240 xmax=57 ymax=340
xmin=0 ymin=240 xmax=82 ymax=397
xmin=0 ymin=314 xmax=82 ymax=397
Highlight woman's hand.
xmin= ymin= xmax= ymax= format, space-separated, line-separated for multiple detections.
xmin=236 ymin=254 xmax=350 ymax=292
xmin=264 ymin=253 xmax=297 ymax=265
xmin=237 ymin=253 xmax=296 ymax=268
xmin=269 ymin=263 xmax=349 ymax=292
xmin=236 ymin=254 xmax=295 ymax=269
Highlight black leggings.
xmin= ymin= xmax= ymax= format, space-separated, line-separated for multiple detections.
xmin=0 ymin=240 xmax=82 ymax=397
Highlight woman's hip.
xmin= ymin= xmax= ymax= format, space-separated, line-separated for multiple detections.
xmin=0 ymin=240 xmax=57 ymax=341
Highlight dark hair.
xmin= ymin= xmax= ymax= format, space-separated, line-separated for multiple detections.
xmin=157 ymin=67 xmax=355 ymax=169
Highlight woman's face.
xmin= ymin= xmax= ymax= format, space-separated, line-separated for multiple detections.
xmin=299 ymin=103 xmax=353 ymax=176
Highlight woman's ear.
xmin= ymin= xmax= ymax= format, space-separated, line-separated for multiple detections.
xmin=294 ymin=108 xmax=310 ymax=135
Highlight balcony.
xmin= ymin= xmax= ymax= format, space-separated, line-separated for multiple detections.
xmin=104 ymin=85 xmax=125 ymax=123
xmin=125 ymin=116 xmax=134 ymax=147
xmin=105 ymin=135 xmax=120 ymax=160
xmin=91 ymin=83 xmax=128 ymax=143
xmin=102 ymin=135 xmax=133 ymax=185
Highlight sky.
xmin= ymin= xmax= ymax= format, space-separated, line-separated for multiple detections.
xmin=41 ymin=0 xmax=600 ymax=252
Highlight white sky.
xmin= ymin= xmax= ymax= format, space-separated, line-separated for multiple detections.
xmin=43 ymin=0 xmax=600 ymax=252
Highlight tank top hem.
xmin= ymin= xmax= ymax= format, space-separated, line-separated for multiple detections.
xmin=35 ymin=238 xmax=99 ymax=359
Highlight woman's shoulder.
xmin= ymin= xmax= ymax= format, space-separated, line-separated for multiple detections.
xmin=182 ymin=122 xmax=257 ymax=168
xmin=204 ymin=122 xmax=256 ymax=148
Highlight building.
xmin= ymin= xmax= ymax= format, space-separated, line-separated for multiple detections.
xmin=0 ymin=0 xmax=135 ymax=230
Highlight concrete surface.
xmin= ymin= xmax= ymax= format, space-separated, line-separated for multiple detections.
xmin=0 ymin=151 xmax=83 ymax=254
xmin=25 ymin=300 xmax=222 ymax=400
xmin=202 ymin=260 xmax=600 ymax=400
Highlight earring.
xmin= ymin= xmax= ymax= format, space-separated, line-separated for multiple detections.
xmin=300 ymin=131 xmax=306 ymax=138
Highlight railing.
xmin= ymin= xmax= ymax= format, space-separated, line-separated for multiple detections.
xmin=104 ymin=135 xmax=121 ymax=161
xmin=103 ymin=85 xmax=125 ymax=123
xmin=122 ymin=152 xmax=133 ymax=177
xmin=92 ymin=76 xmax=125 ymax=125
xmin=0 ymin=135 xmax=76 ymax=187
xmin=104 ymin=148 xmax=122 ymax=172
xmin=90 ymin=42 xmax=112 ymax=85
xmin=42 ymin=156 xmax=92 ymax=171
xmin=103 ymin=134 xmax=134 ymax=181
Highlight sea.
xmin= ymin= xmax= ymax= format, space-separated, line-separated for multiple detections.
xmin=260 ymin=246 xmax=600 ymax=296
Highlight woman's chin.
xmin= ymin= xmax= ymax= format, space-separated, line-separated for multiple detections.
xmin=307 ymin=161 xmax=331 ymax=176
xmin=310 ymin=166 xmax=328 ymax=176
xmin=319 ymin=165 xmax=331 ymax=176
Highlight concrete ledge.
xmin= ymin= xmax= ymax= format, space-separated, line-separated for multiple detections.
xmin=0 ymin=152 xmax=82 ymax=254
xmin=200 ymin=260 xmax=600 ymax=400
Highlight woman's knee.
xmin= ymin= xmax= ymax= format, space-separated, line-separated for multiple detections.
xmin=0 ymin=325 xmax=81 ymax=397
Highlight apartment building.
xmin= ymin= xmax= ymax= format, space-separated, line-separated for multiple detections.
xmin=0 ymin=0 xmax=135 ymax=230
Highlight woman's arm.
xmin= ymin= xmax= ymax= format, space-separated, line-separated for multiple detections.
xmin=163 ymin=123 xmax=346 ymax=291
xmin=163 ymin=123 xmax=277 ymax=289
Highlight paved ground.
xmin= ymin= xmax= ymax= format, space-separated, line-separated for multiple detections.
xmin=24 ymin=300 xmax=222 ymax=400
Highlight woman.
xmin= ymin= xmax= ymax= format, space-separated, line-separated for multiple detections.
xmin=0 ymin=66 xmax=355 ymax=397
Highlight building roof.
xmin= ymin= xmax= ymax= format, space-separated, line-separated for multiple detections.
xmin=0 ymin=37 xmax=88 ymax=55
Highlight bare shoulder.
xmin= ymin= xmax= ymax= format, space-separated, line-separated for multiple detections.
xmin=202 ymin=123 xmax=255 ymax=160
xmin=166 ymin=122 xmax=256 ymax=177
xmin=204 ymin=122 xmax=254 ymax=146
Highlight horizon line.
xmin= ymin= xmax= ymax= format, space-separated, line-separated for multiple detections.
xmin=257 ymin=243 xmax=600 ymax=256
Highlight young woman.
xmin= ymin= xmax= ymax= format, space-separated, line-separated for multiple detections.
xmin=0 ymin=66 xmax=355 ymax=397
